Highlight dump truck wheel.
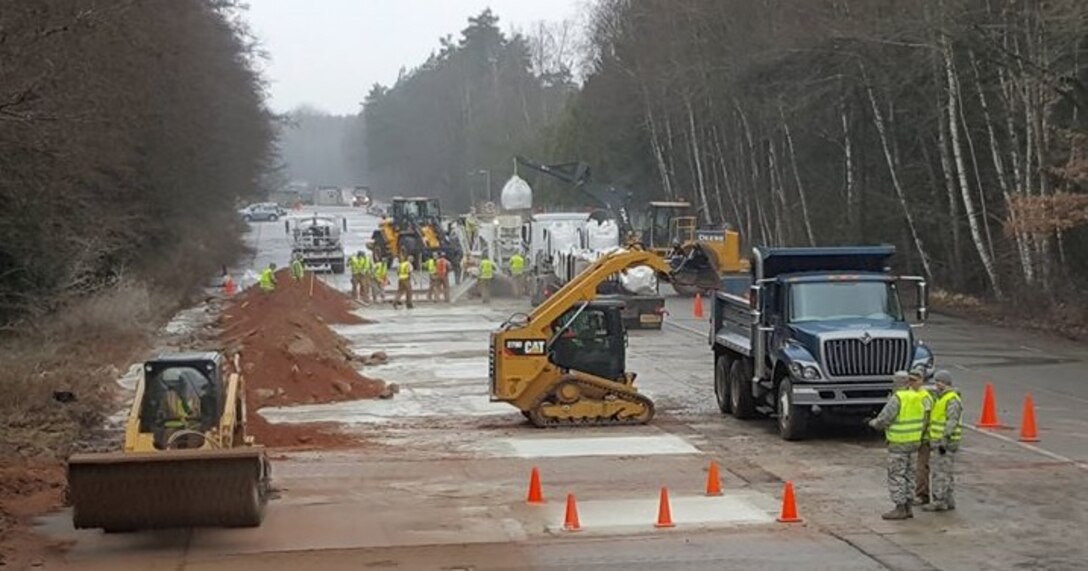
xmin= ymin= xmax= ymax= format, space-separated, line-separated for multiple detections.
xmin=714 ymin=354 xmax=733 ymax=414
xmin=777 ymin=379 xmax=809 ymax=441
xmin=729 ymin=358 xmax=756 ymax=420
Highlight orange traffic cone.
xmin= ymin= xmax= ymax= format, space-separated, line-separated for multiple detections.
xmin=223 ymin=275 xmax=236 ymax=296
xmin=527 ymin=466 xmax=544 ymax=504
xmin=977 ymin=382 xmax=1001 ymax=429
xmin=655 ymin=486 xmax=675 ymax=528
xmin=706 ymin=461 xmax=723 ymax=496
xmin=693 ymin=293 xmax=704 ymax=318
xmin=563 ymin=493 xmax=581 ymax=532
xmin=777 ymin=481 xmax=802 ymax=523
xmin=1019 ymin=394 xmax=1039 ymax=442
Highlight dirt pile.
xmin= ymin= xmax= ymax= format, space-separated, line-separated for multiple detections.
xmin=0 ymin=460 xmax=65 ymax=568
xmin=220 ymin=270 xmax=385 ymax=448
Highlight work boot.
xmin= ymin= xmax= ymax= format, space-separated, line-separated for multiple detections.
xmin=881 ymin=504 xmax=911 ymax=520
xmin=922 ymin=502 xmax=948 ymax=512
xmin=945 ymin=495 xmax=956 ymax=510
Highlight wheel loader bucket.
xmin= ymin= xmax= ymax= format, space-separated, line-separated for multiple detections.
xmin=67 ymin=447 xmax=270 ymax=532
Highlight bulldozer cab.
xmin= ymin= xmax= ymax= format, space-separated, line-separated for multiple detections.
xmin=138 ymin=354 xmax=224 ymax=449
xmin=646 ymin=201 xmax=696 ymax=250
xmin=549 ymin=301 xmax=627 ymax=381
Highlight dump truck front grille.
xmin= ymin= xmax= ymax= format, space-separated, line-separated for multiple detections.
xmin=823 ymin=337 xmax=910 ymax=378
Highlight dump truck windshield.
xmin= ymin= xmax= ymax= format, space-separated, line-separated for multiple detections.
xmin=788 ymin=281 xmax=902 ymax=322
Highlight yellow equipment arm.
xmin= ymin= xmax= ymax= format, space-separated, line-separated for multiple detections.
xmin=528 ymin=249 xmax=672 ymax=327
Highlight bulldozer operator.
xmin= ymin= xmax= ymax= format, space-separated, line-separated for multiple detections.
xmin=155 ymin=367 xmax=209 ymax=449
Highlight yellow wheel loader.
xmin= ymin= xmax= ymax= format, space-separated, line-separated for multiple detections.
xmin=489 ymin=250 xmax=673 ymax=426
xmin=66 ymin=352 xmax=270 ymax=532
xmin=371 ymin=197 xmax=460 ymax=267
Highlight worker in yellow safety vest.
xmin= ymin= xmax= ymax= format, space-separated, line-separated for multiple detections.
xmin=478 ymin=256 xmax=496 ymax=304
xmin=290 ymin=254 xmax=305 ymax=281
xmin=424 ymin=254 xmax=437 ymax=301
xmin=923 ymin=370 xmax=963 ymax=512
xmin=349 ymin=251 xmax=371 ymax=304
xmin=508 ymin=251 xmax=526 ymax=297
xmin=370 ymin=253 xmax=387 ymax=303
xmin=259 ymin=263 xmax=277 ymax=293
xmin=393 ymin=253 xmax=414 ymax=309
xmin=868 ymin=370 xmax=928 ymax=520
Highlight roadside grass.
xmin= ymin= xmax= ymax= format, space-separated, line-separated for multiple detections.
xmin=932 ymin=288 xmax=1088 ymax=341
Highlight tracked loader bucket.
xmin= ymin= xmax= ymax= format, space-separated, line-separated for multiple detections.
xmin=67 ymin=447 xmax=270 ymax=532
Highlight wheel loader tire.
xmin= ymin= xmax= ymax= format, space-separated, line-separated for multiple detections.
xmin=714 ymin=354 xmax=733 ymax=414
xmin=729 ymin=358 xmax=756 ymax=420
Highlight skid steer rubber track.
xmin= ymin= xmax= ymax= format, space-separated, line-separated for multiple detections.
xmin=67 ymin=447 xmax=270 ymax=532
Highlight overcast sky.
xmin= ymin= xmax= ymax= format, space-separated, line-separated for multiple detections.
xmin=244 ymin=0 xmax=585 ymax=116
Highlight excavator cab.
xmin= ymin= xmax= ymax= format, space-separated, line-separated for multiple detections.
xmin=645 ymin=201 xmax=696 ymax=253
xmin=550 ymin=301 xmax=627 ymax=382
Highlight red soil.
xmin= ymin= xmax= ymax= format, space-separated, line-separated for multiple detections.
xmin=220 ymin=270 xmax=384 ymax=448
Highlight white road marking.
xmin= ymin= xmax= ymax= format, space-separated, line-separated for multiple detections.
xmin=499 ymin=434 xmax=700 ymax=458
xmin=542 ymin=494 xmax=773 ymax=531
xmin=966 ymin=426 xmax=1088 ymax=472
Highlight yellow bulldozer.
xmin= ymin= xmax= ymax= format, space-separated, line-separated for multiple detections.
xmin=66 ymin=352 xmax=270 ymax=532
xmin=489 ymin=250 xmax=673 ymax=426
xmin=371 ymin=197 xmax=460 ymax=267
xmin=642 ymin=201 xmax=748 ymax=295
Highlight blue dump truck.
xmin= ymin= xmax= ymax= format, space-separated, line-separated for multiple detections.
xmin=711 ymin=245 xmax=933 ymax=440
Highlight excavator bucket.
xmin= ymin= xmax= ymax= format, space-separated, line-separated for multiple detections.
xmin=67 ymin=447 xmax=270 ymax=532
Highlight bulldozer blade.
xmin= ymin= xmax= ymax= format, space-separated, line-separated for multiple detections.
xmin=67 ymin=447 xmax=270 ymax=532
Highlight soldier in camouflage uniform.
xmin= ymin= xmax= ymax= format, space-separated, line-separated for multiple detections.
xmin=869 ymin=371 xmax=928 ymax=520
xmin=923 ymin=370 xmax=963 ymax=512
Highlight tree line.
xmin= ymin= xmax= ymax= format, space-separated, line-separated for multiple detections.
xmin=553 ymin=0 xmax=1088 ymax=298
xmin=0 ymin=0 xmax=275 ymax=324
xmin=361 ymin=9 xmax=578 ymax=211
xmin=362 ymin=2 xmax=1088 ymax=300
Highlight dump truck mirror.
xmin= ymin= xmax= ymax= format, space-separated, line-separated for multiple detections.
xmin=916 ymin=280 xmax=928 ymax=323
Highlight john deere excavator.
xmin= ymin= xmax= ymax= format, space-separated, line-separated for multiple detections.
xmin=489 ymin=250 xmax=673 ymax=426
xmin=514 ymin=156 xmax=747 ymax=295
xmin=642 ymin=201 xmax=748 ymax=295
xmin=66 ymin=352 xmax=270 ymax=532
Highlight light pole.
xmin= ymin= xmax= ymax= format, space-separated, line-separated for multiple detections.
xmin=469 ymin=169 xmax=492 ymax=204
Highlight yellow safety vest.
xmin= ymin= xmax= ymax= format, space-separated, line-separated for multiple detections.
xmin=510 ymin=255 xmax=525 ymax=275
xmin=350 ymin=256 xmax=369 ymax=275
xmin=480 ymin=259 xmax=495 ymax=280
xmin=398 ymin=260 xmax=411 ymax=280
xmin=929 ymin=391 xmax=963 ymax=442
xmin=886 ymin=389 xmax=926 ymax=445
xmin=424 ymin=258 xmax=436 ymax=275
xmin=259 ymin=268 xmax=275 ymax=291
xmin=163 ymin=389 xmax=192 ymax=429
xmin=374 ymin=261 xmax=387 ymax=280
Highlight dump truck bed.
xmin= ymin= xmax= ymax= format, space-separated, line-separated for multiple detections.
xmin=67 ymin=447 xmax=270 ymax=532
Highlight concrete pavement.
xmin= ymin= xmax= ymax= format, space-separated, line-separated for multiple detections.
xmin=32 ymin=210 xmax=1088 ymax=570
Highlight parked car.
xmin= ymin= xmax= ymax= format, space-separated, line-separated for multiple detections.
xmin=239 ymin=202 xmax=286 ymax=222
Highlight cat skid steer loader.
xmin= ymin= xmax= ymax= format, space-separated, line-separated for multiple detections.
xmin=66 ymin=352 xmax=270 ymax=532
xmin=489 ymin=250 xmax=673 ymax=427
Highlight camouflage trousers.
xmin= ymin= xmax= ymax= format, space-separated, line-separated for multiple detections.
xmin=887 ymin=450 xmax=917 ymax=505
xmin=930 ymin=448 xmax=957 ymax=505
